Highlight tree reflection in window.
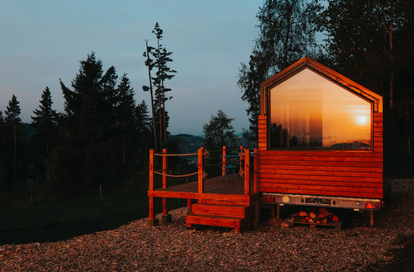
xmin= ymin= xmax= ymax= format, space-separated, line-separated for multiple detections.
xmin=270 ymin=68 xmax=371 ymax=149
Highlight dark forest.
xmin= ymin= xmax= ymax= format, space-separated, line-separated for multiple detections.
xmin=1 ymin=1 xmax=413 ymax=207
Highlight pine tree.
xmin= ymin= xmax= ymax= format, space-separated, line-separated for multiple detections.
xmin=117 ymin=74 xmax=136 ymax=168
xmin=203 ymin=110 xmax=237 ymax=151
xmin=5 ymin=94 xmax=21 ymax=182
xmin=144 ymin=22 xmax=176 ymax=150
xmin=135 ymin=100 xmax=152 ymax=164
xmin=56 ymin=52 xmax=121 ymax=188
xmin=158 ymin=46 xmax=176 ymax=146
xmin=0 ymin=111 xmax=8 ymax=183
xmin=143 ymin=40 xmax=158 ymax=152
xmin=31 ymin=87 xmax=58 ymax=183
xmin=203 ymin=110 xmax=237 ymax=175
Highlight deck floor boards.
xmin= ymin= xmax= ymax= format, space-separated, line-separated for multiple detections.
xmin=155 ymin=174 xmax=247 ymax=195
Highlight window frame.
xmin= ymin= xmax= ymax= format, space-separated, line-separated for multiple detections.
xmin=266 ymin=67 xmax=374 ymax=151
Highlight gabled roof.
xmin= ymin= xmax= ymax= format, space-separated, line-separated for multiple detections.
xmin=260 ymin=57 xmax=383 ymax=113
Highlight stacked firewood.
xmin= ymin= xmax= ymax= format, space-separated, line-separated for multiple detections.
xmin=293 ymin=208 xmax=339 ymax=224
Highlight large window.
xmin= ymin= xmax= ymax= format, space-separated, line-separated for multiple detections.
xmin=270 ymin=68 xmax=372 ymax=149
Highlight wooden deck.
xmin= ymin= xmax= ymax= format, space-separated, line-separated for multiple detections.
xmin=155 ymin=174 xmax=249 ymax=195
xmin=149 ymin=173 xmax=258 ymax=202
xmin=148 ymin=147 xmax=260 ymax=231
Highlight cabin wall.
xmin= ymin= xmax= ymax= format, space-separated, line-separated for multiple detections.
xmin=257 ymin=113 xmax=384 ymax=199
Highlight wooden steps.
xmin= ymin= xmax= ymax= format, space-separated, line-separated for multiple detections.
xmin=186 ymin=199 xmax=252 ymax=232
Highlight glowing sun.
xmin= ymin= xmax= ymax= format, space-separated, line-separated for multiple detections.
xmin=357 ymin=116 xmax=368 ymax=124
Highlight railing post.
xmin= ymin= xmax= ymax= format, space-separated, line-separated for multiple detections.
xmin=162 ymin=149 xmax=167 ymax=189
xmin=239 ymin=145 xmax=243 ymax=173
xmin=148 ymin=149 xmax=158 ymax=226
xmin=187 ymin=199 xmax=192 ymax=214
xmin=161 ymin=149 xmax=171 ymax=224
xmin=254 ymin=149 xmax=258 ymax=193
xmin=222 ymin=146 xmax=226 ymax=176
xmin=149 ymin=149 xmax=154 ymax=191
xmin=244 ymin=149 xmax=250 ymax=195
xmin=198 ymin=147 xmax=204 ymax=194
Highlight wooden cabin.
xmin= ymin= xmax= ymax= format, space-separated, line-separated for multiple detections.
xmin=258 ymin=57 xmax=388 ymax=222
xmin=147 ymin=57 xmax=387 ymax=231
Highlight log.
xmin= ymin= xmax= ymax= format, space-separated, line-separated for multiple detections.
xmin=299 ymin=211 xmax=308 ymax=217
xmin=309 ymin=208 xmax=318 ymax=219
xmin=319 ymin=211 xmax=333 ymax=219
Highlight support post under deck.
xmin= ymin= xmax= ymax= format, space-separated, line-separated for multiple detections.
xmin=370 ymin=210 xmax=374 ymax=226
xmin=161 ymin=149 xmax=172 ymax=225
xmin=148 ymin=149 xmax=158 ymax=226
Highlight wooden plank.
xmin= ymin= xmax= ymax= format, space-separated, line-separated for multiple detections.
xmin=149 ymin=190 xmax=251 ymax=202
xmin=294 ymin=218 xmax=343 ymax=230
xmin=259 ymin=159 xmax=382 ymax=168
xmin=258 ymin=138 xmax=267 ymax=143
xmin=191 ymin=203 xmax=246 ymax=217
xmin=259 ymin=150 xmax=382 ymax=157
xmin=149 ymin=196 xmax=154 ymax=219
xmin=258 ymin=134 xmax=267 ymax=139
xmin=260 ymin=178 xmax=382 ymax=187
xmin=259 ymin=183 xmax=383 ymax=193
xmin=222 ymin=146 xmax=226 ymax=176
xmin=259 ymin=169 xmax=382 ymax=177
xmin=199 ymin=199 xmax=250 ymax=206
xmin=258 ymin=129 xmax=266 ymax=134
xmin=258 ymin=164 xmax=383 ymax=173
xmin=258 ymin=143 xmax=267 ymax=150
xmin=374 ymin=143 xmax=383 ymax=148
xmin=259 ymin=187 xmax=382 ymax=198
xmin=186 ymin=214 xmax=242 ymax=229
xmin=258 ymin=173 xmax=382 ymax=183
xmin=162 ymin=197 xmax=167 ymax=215
xmin=374 ymin=112 xmax=383 ymax=117
xmin=244 ymin=149 xmax=250 ymax=195
xmin=374 ymin=137 xmax=383 ymax=142
xmin=374 ymin=148 xmax=383 ymax=153
xmin=162 ymin=149 xmax=167 ymax=188
xmin=259 ymin=155 xmax=383 ymax=162
xmin=198 ymin=148 xmax=204 ymax=193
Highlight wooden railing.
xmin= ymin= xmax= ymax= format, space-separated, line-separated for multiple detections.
xmin=148 ymin=146 xmax=259 ymax=224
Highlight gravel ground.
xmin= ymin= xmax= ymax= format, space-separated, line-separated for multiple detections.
xmin=1 ymin=178 xmax=413 ymax=271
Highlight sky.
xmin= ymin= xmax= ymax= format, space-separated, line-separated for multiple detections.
xmin=0 ymin=0 xmax=261 ymax=135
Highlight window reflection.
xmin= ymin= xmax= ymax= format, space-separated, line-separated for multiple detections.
xmin=270 ymin=68 xmax=371 ymax=149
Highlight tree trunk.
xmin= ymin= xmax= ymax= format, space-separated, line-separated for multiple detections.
xmin=283 ymin=0 xmax=292 ymax=69
xmin=387 ymin=2 xmax=396 ymax=109
xmin=405 ymin=84 xmax=412 ymax=156
xmin=146 ymin=40 xmax=158 ymax=152
xmin=157 ymin=38 xmax=163 ymax=150
xmin=123 ymin=123 xmax=126 ymax=167
xmin=13 ymin=120 xmax=16 ymax=182
xmin=162 ymin=78 xmax=167 ymax=147
xmin=46 ymin=138 xmax=50 ymax=183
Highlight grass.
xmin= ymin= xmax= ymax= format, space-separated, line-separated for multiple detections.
xmin=0 ymin=190 xmax=186 ymax=245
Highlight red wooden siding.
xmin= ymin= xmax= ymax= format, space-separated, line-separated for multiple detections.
xmin=257 ymin=112 xmax=384 ymax=199
xmin=258 ymin=115 xmax=267 ymax=151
